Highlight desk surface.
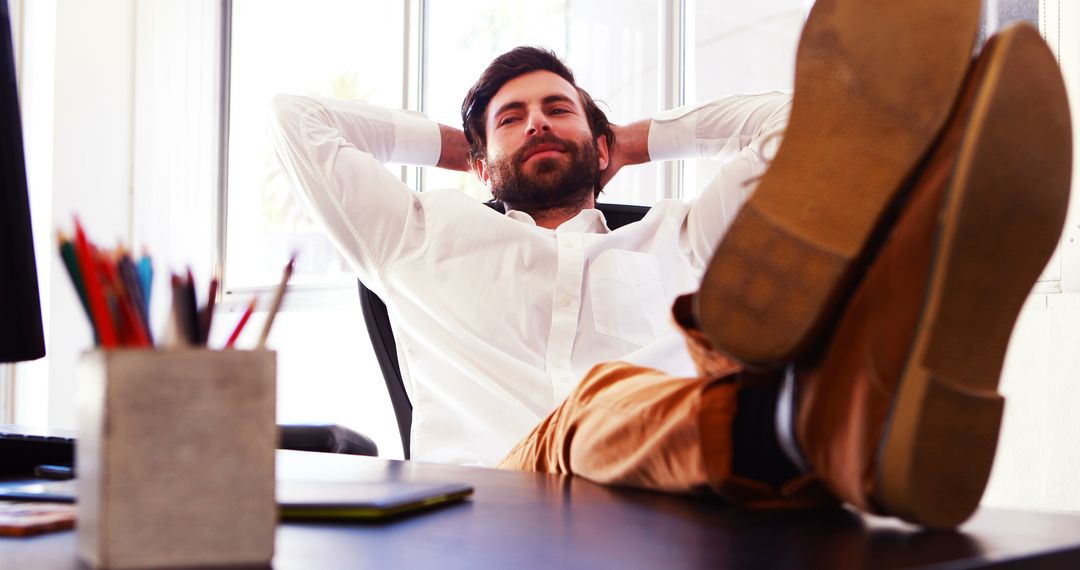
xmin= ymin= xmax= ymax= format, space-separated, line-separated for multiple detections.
xmin=3 ymin=450 xmax=1080 ymax=569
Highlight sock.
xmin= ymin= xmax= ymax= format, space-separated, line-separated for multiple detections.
xmin=731 ymin=371 xmax=803 ymax=487
xmin=775 ymin=364 xmax=811 ymax=473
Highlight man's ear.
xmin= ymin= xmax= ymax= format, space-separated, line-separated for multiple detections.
xmin=596 ymin=134 xmax=610 ymax=171
xmin=476 ymin=158 xmax=490 ymax=185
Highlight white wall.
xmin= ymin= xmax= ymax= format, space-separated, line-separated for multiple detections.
xmin=987 ymin=294 xmax=1080 ymax=511
xmin=17 ymin=0 xmax=134 ymax=428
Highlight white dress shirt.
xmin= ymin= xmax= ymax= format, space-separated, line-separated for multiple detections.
xmin=271 ymin=91 xmax=790 ymax=466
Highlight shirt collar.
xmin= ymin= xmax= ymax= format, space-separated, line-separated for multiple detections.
xmin=504 ymin=207 xmax=610 ymax=234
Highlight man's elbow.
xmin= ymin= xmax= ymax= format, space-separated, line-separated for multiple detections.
xmin=270 ymin=93 xmax=307 ymax=130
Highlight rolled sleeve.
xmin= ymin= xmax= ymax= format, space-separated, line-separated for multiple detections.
xmin=647 ymin=103 xmax=704 ymax=161
xmin=647 ymin=92 xmax=792 ymax=162
xmin=391 ymin=109 xmax=441 ymax=166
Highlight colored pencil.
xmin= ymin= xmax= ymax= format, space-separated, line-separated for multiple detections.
xmin=100 ymin=255 xmax=151 ymax=348
xmin=199 ymin=276 xmax=219 ymax=346
xmin=170 ymin=274 xmax=196 ymax=345
xmin=103 ymin=253 xmax=154 ymax=347
xmin=224 ymin=297 xmax=257 ymax=349
xmin=117 ymin=252 xmax=152 ymax=344
xmin=184 ymin=269 xmax=200 ymax=344
xmin=72 ymin=219 xmax=118 ymax=347
xmin=256 ymin=255 xmax=295 ymax=348
xmin=57 ymin=221 xmax=162 ymax=348
xmin=57 ymin=233 xmax=96 ymax=342
xmin=137 ymin=253 xmax=153 ymax=313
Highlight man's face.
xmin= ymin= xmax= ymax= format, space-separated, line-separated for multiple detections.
xmin=477 ymin=71 xmax=609 ymax=210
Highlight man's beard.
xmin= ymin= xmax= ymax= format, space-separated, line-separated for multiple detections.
xmin=486 ymin=133 xmax=600 ymax=212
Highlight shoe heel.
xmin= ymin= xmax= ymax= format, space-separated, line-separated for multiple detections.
xmin=877 ymin=371 xmax=1005 ymax=529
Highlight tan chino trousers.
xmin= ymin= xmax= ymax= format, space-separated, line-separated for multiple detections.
xmin=499 ymin=297 xmax=750 ymax=494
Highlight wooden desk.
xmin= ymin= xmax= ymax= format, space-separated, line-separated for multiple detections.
xmin=3 ymin=450 xmax=1080 ymax=569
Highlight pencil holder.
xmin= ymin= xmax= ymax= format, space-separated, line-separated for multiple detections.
xmin=76 ymin=349 xmax=277 ymax=570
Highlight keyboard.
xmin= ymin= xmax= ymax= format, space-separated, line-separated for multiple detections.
xmin=0 ymin=424 xmax=76 ymax=477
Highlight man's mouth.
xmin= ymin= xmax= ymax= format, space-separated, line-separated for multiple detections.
xmin=521 ymin=142 xmax=566 ymax=163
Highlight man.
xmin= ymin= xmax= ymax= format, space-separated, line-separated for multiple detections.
xmin=275 ymin=0 xmax=1071 ymax=528
xmin=273 ymin=44 xmax=789 ymax=466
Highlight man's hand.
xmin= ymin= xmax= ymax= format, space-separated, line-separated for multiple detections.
xmin=436 ymin=124 xmax=472 ymax=172
xmin=599 ymin=120 xmax=651 ymax=188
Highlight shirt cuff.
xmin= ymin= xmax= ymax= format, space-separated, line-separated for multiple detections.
xmin=391 ymin=109 xmax=441 ymax=166
xmin=647 ymin=101 xmax=710 ymax=161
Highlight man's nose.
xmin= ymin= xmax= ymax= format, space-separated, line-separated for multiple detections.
xmin=525 ymin=111 xmax=551 ymax=135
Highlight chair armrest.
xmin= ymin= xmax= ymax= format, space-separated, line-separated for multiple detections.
xmin=278 ymin=423 xmax=378 ymax=457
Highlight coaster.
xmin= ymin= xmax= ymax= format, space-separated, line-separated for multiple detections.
xmin=0 ymin=501 xmax=76 ymax=536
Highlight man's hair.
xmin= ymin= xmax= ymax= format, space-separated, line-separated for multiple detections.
xmin=461 ymin=47 xmax=615 ymax=195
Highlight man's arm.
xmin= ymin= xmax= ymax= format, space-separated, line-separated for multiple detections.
xmin=647 ymin=92 xmax=791 ymax=163
xmin=599 ymin=93 xmax=790 ymax=189
xmin=270 ymin=95 xmax=448 ymax=282
xmin=597 ymin=93 xmax=791 ymax=266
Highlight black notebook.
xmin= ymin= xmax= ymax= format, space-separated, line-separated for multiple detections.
xmin=0 ymin=479 xmax=473 ymax=520
xmin=277 ymin=480 xmax=473 ymax=519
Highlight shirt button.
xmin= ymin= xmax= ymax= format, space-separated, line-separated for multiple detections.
xmin=563 ymin=241 xmax=575 ymax=248
xmin=553 ymin=362 xmax=564 ymax=369
xmin=561 ymin=296 xmax=572 ymax=307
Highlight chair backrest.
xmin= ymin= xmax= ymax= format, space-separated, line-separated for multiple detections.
xmin=358 ymin=202 xmax=651 ymax=459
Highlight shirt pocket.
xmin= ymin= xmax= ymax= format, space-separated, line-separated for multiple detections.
xmin=589 ymin=250 xmax=668 ymax=347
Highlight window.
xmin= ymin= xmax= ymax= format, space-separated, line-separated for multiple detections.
xmin=224 ymin=0 xmax=405 ymax=291
xmin=683 ymin=0 xmax=805 ymax=200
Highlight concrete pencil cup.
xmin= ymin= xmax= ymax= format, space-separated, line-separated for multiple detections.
xmin=76 ymin=349 xmax=277 ymax=569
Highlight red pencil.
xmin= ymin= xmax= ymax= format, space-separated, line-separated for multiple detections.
xmin=72 ymin=219 xmax=118 ymax=348
xmin=224 ymin=297 xmax=257 ymax=349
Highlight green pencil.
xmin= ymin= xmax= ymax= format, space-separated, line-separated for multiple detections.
xmin=58 ymin=233 xmax=98 ymax=342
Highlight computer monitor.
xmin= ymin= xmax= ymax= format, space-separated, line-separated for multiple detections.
xmin=0 ymin=0 xmax=45 ymax=363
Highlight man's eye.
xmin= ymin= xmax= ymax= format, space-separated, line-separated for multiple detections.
xmin=499 ymin=117 xmax=519 ymax=126
xmin=551 ymin=108 xmax=569 ymax=115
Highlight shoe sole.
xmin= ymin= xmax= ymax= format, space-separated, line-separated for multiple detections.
xmin=696 ymin=0 xmax=982 ymax=365
xmin=874 ymin=25 xmax=1073 ymax=529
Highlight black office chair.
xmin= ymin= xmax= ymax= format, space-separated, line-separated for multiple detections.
xmin=361 ymin=202 xmax=651 ymax=459
xmin=278 ymin=423 xmax=378 ymax=456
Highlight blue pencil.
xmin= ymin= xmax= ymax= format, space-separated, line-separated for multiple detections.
xmin=136 ymin=254 xmax=153 ymax=313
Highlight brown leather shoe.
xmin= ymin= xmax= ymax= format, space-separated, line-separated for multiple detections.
xmin=695 ymin=0 xmax=982 ymax=366
xmin=791 ymin=24 xmax=1072 ymax=529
